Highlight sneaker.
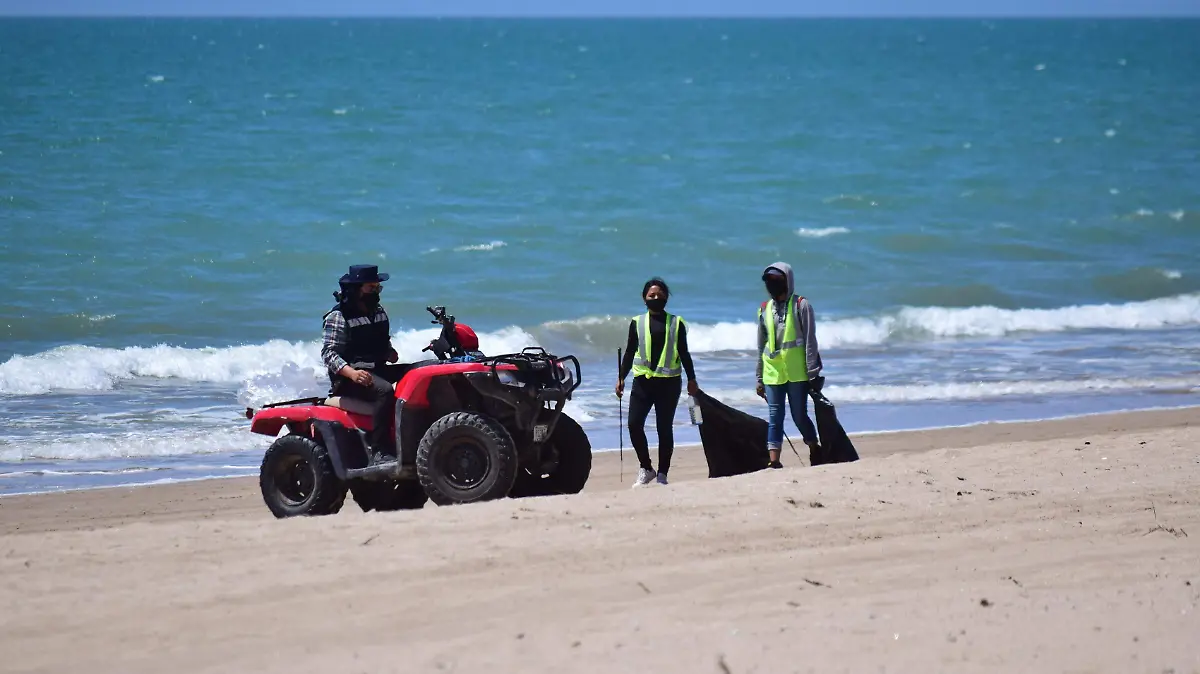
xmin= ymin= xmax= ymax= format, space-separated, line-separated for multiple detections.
xmin=633 ymin=467 xmax=655 ymax=488
xmin=767 ymin=461 xmax=783 ymax=470
xmin=656 ymin=472 xmax=669 ymax=485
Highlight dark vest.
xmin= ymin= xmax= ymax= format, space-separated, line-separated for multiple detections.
xmin=326 ymin=302 xmax=391 ymax=371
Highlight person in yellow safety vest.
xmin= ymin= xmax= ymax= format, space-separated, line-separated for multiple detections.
xmin=755 ymin=262 xmax=823 ymax=469
xmin=615 ymin=277 xmax=699 ymax=487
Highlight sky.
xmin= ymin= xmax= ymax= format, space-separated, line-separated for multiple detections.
xmin=1 ymin=0 xmax=1198 ymax=16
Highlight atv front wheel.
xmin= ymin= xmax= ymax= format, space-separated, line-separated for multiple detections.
xmin=509 ymin=413 xmax=592 ymax=498
xmin=259 ymin=434 xmax=347 ymax=518
xmin=350 ymin=480 xmax=428 ymax=512
xmin=416 ymin=412 xmax=518 ymax=506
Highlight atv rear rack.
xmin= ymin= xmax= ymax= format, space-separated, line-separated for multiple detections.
xmin=244 ymin=396 xmax=327 ymax=420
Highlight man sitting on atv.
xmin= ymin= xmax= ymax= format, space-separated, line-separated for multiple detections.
xmin=321 ymin=264 xmax=403 ymax=460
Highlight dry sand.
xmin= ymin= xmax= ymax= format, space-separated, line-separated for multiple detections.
xmin=1 ymin=407 xmax=1198 ymax=673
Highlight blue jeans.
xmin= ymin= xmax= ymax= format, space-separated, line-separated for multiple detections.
xmin=765 ymin=381 xmax=818 ymax=449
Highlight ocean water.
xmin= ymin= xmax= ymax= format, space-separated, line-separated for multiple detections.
xmin=2 ymin=18 xmax=1199 ymax=495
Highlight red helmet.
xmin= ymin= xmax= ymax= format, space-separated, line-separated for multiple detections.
xmin=454 ymin=323 xmax=479 ymax=351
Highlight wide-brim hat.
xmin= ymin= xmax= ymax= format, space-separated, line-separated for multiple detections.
xmin=339 ymin=264 xmax=390 ymax=284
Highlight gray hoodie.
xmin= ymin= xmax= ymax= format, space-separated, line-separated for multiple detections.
xmin=756 ymin=261 xmax=823 ymax=384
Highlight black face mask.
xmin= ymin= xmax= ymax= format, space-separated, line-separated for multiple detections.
xmin=360 ymin=291 xmax=381 ymax=311
xmin=765 ymin=277 xmax=789 ymax=298
xmin=645 ymin=297 xmax=667 ymax=313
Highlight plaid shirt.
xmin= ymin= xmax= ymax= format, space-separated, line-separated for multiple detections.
xmin=321 ymin=307 xmax=391 ymax=376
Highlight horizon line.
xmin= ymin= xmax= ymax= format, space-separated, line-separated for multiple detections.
xmin=2 ymin=12 xmax=1199 ymax=18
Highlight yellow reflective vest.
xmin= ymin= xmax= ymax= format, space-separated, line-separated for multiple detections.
xmin=631 ymin=312 xmax=684 ymax=378
xmin=758 ymin=296 xmax=808 ymax=384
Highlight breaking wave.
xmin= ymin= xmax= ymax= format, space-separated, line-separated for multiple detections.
xmin=0 ymin=326 xmax=537 ymax=397
xmin=795 ymin=226 xmax=850 ymax=238
xmin=705 ymin=376 xmax=1200 ymax=406
xmin=2 ymin=295 xmax=1197 ymax=396
xmin=454 ymin=240 xmax=507 ymax=252
xmin=0 ymin=427 xmax=267 ymax=462
xmin=543 ymin=294 xmax=1200 ymax=354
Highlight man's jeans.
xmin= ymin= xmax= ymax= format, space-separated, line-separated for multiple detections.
xmin=765 ymin=380 xmax=818 ymax=449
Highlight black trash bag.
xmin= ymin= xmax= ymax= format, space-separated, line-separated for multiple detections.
xmin=807 ymin=377 xmax=859 ymax=466
xmin=694 ymin=389 xmax=769 ymax=478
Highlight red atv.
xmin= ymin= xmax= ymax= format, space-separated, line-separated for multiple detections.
xmin=245 ymin=306 xmax=591 ymax=517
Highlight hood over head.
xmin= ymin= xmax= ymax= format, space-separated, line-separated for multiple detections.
xmin=762 ymin=261 xmax=795 ymax=298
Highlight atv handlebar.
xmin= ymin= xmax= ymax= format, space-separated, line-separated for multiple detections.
xmin=422 ymin=305 xmax=462 ymax=358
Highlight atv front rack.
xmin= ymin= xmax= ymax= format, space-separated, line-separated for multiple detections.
xmin=480 ymin=347 xmax=582 ymax=397
xmin=461 ymin=347 xmax=583 ymax=446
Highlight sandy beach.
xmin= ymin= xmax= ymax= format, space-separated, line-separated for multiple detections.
xmin=2 ymin=407 xmax=1198 ymax=673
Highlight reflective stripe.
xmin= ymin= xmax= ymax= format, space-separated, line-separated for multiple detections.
xmin=763 ymin=298 xmax=801 ymax=358
xmin=346 ymin=311 xmax=386 ymax=328
xmin=633 ymin=314 xmax=653 ymax=368
xmin=657 ymin=315 xmax=681 ymax=376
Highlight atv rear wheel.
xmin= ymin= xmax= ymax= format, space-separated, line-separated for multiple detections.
xmin=350 ymin=480 xmax=428 ymax=512
xmin=509 ymin=413 xmax=592 ymax=498
xmin=259 ymin=434 xmax=347 ymax=518
xmin=416 ymin=412 xmax=518 ymax=506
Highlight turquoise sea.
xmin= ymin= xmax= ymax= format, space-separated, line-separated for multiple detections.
xmin=2 ymin=18 xmax=1198 ymax=494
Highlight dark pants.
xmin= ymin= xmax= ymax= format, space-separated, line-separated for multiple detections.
xmin=333 ymin=364 xmax=406 ymax=453
xmin=627 ymin=375 xmax=682 ymax=475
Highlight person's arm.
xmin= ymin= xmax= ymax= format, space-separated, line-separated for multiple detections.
xmin=755 ymin=307 xmax=766 ymax=385
xmin=797 ymin=298 xmax=823 ymax=379
xmin=321 ymin=310 xmax=355 ymax=378
xmin=677 ymin=322 xmax=696 ymax=382
xmin=619 ymin=320 xmax=638 ymax=381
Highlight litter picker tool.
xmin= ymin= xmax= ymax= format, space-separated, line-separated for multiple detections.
xmin=617 ymin=348 xmax=624 ymax=483
xmin=783 ymin=430 xmax=804 ymax=465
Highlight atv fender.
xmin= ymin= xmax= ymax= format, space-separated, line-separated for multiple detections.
xmin=396 ymin=362 xmax=497 ymax=406
xmin=250 ymin=405 xmax=372 ymax=436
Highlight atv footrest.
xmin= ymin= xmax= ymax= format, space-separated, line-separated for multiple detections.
xmin=346 ymin=462 xmax=416 ymax=481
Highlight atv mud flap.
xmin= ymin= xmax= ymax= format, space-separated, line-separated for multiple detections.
xmin=395 ymin=398 xmax=437 ymax=468
xmin=312 ymin=419 xmax=416 ymax=482
xmin=311 ymin=420 xmax=359 ymax=480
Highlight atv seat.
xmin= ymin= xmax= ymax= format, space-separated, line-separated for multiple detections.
xmin=323 ymin=397 xmax=376 ymax=416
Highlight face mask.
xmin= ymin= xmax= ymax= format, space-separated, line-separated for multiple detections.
xmin=361 ymin=291 xmax=381 ymax=310
xmin=645 ymin=297 xmax=667 ymax=313
xmin=765 ymin=277 xmax=788 ymax=298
